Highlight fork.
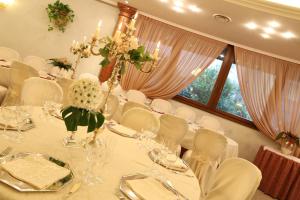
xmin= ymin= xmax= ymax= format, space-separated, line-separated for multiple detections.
xmin=0 ymin=147 xmax=12 ymax=158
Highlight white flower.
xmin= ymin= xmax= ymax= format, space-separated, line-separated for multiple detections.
xmin=68 ymin=78 xmax=103 ymax=110
xmin=129 ymin=36 xmax=139 ymax=50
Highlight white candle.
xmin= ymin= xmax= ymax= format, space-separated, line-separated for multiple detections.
xmin=153 ymin=41 xmax=161 ymax=60
xmin=95 ymin=20 xmax=102 ymax=39
xmin=75 ymin=41 xmax=79 ymax=49
xmin=72 ymin=40 xmax=76 ymax=48
xmin=83 ymin=36 xmax=87 ymax=44
xmin=114 ymin=22 xmax=123 ymax=41
xmin=129 ymin=13 xmax=138 ymax=29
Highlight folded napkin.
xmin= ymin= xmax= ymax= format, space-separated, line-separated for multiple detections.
xmin=151 ymin=150 xmax=187 ymax=171
xmin=0 ymin=60 xmax=11 ymax=67
xmin=1 ymin=155 xmax=70 ymax=189
xmin=126 ymin=177 xmax=177 ymax=200
xmin=109 ymin=124 xmax=137 ymax=137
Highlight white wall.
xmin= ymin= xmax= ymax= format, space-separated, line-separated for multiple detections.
xmin=0 ymin=0 xmax=118 ymax=77
xmin=170 ymin=100 xmax=278 ymax=161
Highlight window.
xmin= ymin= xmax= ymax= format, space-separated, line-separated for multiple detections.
xmin=175 ymin=45 xmax=255 ymax=129
xmin=179 ymin=59 xmax=223 ymax=104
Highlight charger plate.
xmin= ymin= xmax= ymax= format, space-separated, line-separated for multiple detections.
xmin=0 ymin=152 xmax=73 ymax=192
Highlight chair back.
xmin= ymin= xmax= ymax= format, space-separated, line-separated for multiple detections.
xmin=175 ymin=106 xmax=196 ymax=123
xmin=155 ymin=114 xmax=188 ymax=152
xmin=0 ymin=67 xmax=11 ymax=87
xmin=23 ymin=56 xmax=47 ymax=72
xmin=120 ymin=107 xmax=160 ymax=133
xmin=99 ymin=92 xmax=119 ymax=120
xmin=2 ymin=62 xmax=39 ymax=106
xmin=197 ymin=115 xmax=222 ymax=132
xmin=0 ymin=47 xmax=20 ymax=61
xmin=21 ymin=77 xmax=63 ymax=106
xmin=56 ymin=77 xmax=74 ymax=106
xmin=122 ymin=101 xmax=150 ymax=115
xmin=151 ymin=99 xmax=172 ymax=114
xmin=205 ymin=158 xmax=262 ymax=200
xmin=126 ymin=90 xmax=146 ymax=104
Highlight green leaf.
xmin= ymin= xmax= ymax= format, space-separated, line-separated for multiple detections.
xmin=100 ymin=47 xmax=110 ymax=57
xmin=78 ymin=109 xmax=88 ymax=126
xmin=95 ymin=113 xmax=105 ymax=129
xmin=137 ymin=46 xmax=145 ymax=53
xmin=87 ymin=112 xmax=96 ymax=133
xmin=100 ymin=57 xmax=110 ymax=67
xmin=275 ymin=131 xmax=284 ymax=140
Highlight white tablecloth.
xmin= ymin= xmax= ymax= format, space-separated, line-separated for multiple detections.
xmin=0 ymin=107 xmax=200 ymax=200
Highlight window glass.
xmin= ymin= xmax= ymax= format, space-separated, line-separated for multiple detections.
xmin=179 ymin=59 xmax=223 ymax=104
xmin=217 ymin=64 xmax=252 ymax=120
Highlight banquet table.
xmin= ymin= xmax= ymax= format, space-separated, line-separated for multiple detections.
xmin=253 ymin=146 xmax=300 ymax=200
xmin=0 ymin=107 xmax=201 ymax=200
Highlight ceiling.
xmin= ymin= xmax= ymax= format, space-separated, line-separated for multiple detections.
xmin=106 ymin=0 xmax=300 ymax=63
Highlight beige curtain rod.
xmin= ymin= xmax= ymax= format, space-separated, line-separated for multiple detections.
xmin=98 ymin=0 xmax=300 ymax=65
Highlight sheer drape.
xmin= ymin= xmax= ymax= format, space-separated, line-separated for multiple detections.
xmin=235 ymin=47 xmax=300 ymax=156
xmin=121 ymin=15 xmax=226 ymax=99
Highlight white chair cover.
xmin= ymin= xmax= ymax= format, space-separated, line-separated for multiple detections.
xmin=197 ymin=115 xmax=222 ymax=132
xmin=1 ymin=62 xmax=39 ymax=106
xmin=99 ymin=92 xmax=119 ymax=120
xmin=0 ymin=47 xmax=20 ymax=61
xmin=0 ymin=66 xmax=11 ymax=87
xmin=151 ymin=99 xmax=172 ymax=114
xmin=122 ymin=101 xmax=150 ymax=115
xmin=126 ymin=90 xmax=146 ymax=104
xmin=23 ymin=56 xmax=47 ymax=72
xmin=21 ymin=77 xmax=63 ymax=106
xmin=175 ymin=106 xmax=196 ymax=123
xmin=120 ymin=107 xmax=160 ymax=133
xmin=155 ymin=114 xmax=188 ymax=154
xmin=56 ymin=78 xmax=74 ymax=106
xmin=0 ymin=85 xmax=7 ymax=105
xmin=183 ymin=128 xmax=227 ymax=196
xmin=205 ymin=158 xmax=262 ymax=200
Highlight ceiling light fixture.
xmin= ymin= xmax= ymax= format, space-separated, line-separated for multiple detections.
xmin=0 ymin=0 xmax=14 ymax=8
xmin=268 ymin=20 xmax=281 ymax=28
xmin=213 ymin=14 xmax=232 ymax=23
xmin=172 ymin=5 xmax=185 ymax=13
xmin=267 ymin=0 xmax=300 ymax=9
xmin=263 ymin=27 xmax=276 ymax=34
xmin=244 ymin=22 xmax=258 ymax=30
xmin=188 ymin=5 xmax=202 ymax=13
xmin=260 ymin=33 xmax=271 ymax=39
xmin=281 ymin=31 xmax=296 ymax=39
xmin=173 ymin=0 xmax=183 ymax=7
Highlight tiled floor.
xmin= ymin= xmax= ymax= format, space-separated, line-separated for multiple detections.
xmin=253 ymin=190 xmax=277 ymax=200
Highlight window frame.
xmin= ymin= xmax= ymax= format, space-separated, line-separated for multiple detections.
xmin=173 ymin=45 xmax=257 ymax=129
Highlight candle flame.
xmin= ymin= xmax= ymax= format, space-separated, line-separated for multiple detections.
xmin=118 ymin=22 xmax=123 ymax=31
xmin=157 ymin=41 xmax=161 ymax=49
xmin=134 ymin=12 xmax=138 ymax=20
xmin=97 ymin=20 xmax=102 ymax=28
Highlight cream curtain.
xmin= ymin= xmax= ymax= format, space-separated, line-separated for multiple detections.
xmin=121 ymin=15 xmax=227 ymax=99
xmin=235 ymin=47 xmax=300 ymax=155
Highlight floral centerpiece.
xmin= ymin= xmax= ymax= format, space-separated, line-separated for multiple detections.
xmin=275 ymin=131 xmax=300 ymax=155
xmin=61 ymin=78 xmax=105 ymax=145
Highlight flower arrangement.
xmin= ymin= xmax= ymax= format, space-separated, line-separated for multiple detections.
xmin=46 ymin=0 xmax=75 ymax=32
xmin=61 ymin=78 xmax=104 ymax=133
xmin=48 ymin=58 xmax=73 ymax=71
xmin=276 ymin=131 xmax=300 ymax=147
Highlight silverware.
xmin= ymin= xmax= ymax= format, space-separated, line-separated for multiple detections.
xmin=165 ymin=180 xmax=189 ymax=200
xmin=62 ymin=182 xmax=81 ymax=199
xmin=0 ymin=147 xmax=12 ymax=158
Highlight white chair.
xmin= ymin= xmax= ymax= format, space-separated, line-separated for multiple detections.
xmin=197 ymin=115 xmax=222 ymax=132
xmin=98 ymin=92 xmax=119 ymax=120
xmin=205 ymin=158 xmax=262 ymax=200
xmin=21 ymin=77 xmax=63 ymax=106
xmin=2 ymin=62 xmax=39 ymax=106
xmin=183 ymin=128 xmax=227 ymax=196
xmin=175 ymin=106 xmax=196 ymax=123
xmin=101 ymin=81 xmax=124 ymax=96
xmin=120 ymin=107 xmax=160 ymax=133
xmin=151 ymin=99 xmax=172 ymax=114
xmin=122 ymin=101 xmax=150 ymax=115
xmin=155 ymin=114 xmax=188 ymax=154
xmin=126 ymin=89 xmax=146 ymax=104
xmin=23 ymin=56 xmax=47 ymax=72
xmin=0 ymin=85 xmax=7 ymax=104
xmin=56 ymin=78 xmax=74 ymax=106
xmin=0 ymin=47 xmax=20 ymax=61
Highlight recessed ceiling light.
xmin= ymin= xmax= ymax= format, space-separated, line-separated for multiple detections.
xmin=173 ymin=0 xmax=183 ymax=7
xmin=245 ymin=22 xmax=258 ymax=30
xmin=268 ymin=21 xmax=281 ymax=28
xmin=263 ymin=27 xmax=276 ymax=34
xmin=124 ymin=0 xmax=129 ymax=4
xmin=267 ymin=0 xmax=300 ymax=9
xmin=172 ymin=5 xmax=185 ymax=13
xmin=281 ymin=31 xmax=296 ymax=39
xmin=188 ymin=5 xmax=202 ymax=13
xmin=260 ymin=33 xmax=271 ymax=39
